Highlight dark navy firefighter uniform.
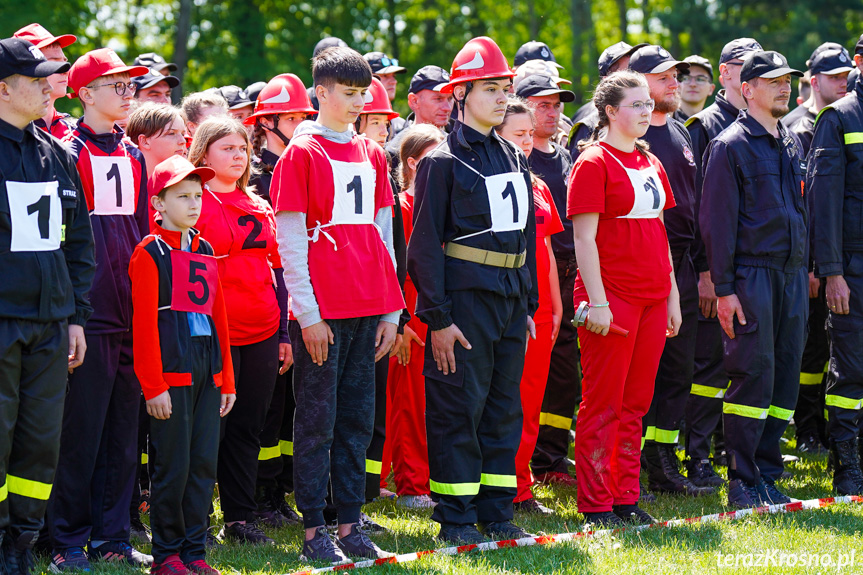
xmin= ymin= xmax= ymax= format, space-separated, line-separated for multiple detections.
xmin=407 ymin=123 xmax=538 ymax=526
xmin=700 ymin=110 xmax=808 ymax=487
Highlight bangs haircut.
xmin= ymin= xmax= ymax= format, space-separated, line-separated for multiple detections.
xmin=158 ymin=174 xmax=202 ymax=199
xmin=127 ymin=103 xmax=184 ymax=145
xmin=313 ymin=47 xmax=373 ymax=91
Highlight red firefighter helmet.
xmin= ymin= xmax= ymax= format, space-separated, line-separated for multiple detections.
xmin=361 ymin=78 xmax=399 ymax=120
xmin=244 ymin=73 xmax=316 ymax=125
xmin=441 ymin=36 xmax=514 ymax=94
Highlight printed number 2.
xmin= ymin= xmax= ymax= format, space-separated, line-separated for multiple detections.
xmin=27 ymin=196 xmax=51 ymax=239
xmin=188 ymin=261 xmax=210 ymax=305
xmin=502 ymin=181 xmax=519 ymax=223
xmin=238 ymin=215 xmax=266 ymax=250
xmin=346 ymin=175 xmax=363 ymax=214
xmin=644 ymin=176 xmax=660 ymax=210
xmin=106 ymin=163 xmax=123 ymax=207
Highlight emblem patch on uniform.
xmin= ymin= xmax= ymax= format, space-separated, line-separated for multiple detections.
xmin=62 ymin=188 xmax=77 ymax=199
xmin=683 ymin=144 xmax=696 ymax=167
xmin=28 ymin=45 xmax=45 ymax=60
xmin=840 ymin=53 xmax=848 ymax=63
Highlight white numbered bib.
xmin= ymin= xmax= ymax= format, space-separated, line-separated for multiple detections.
xmin=486 ymin=172 xmax=529 ymax=232
xmin=600 ymin=144 xmax=666 ymax=219
xmin=329 ymin=158 xmax=376 ymax=226
xmin=7 ymin=181 xmax=62 ymax=252
xmin=91 ymin=155 xmax=135 ymax=216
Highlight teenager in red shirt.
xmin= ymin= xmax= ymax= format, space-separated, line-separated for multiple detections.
xmin=567 ymin=71 xmax=681 ymax=527
xmin=188 ymin=116 xmax=289 ymax=546
xmin=495 ymin=96 xmax=563 ymax=515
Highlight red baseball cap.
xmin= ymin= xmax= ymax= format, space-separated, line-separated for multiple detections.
xmin=150 ymin=156 xmax=215 ymax=197
xmin=13 ymin=23 xmax=77 ymax=50
xmin=68 ymin=48 xmax=149 ymax=97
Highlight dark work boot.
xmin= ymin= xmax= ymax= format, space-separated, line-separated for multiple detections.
xmin=3 ymin=531 xmax=37 ymax=575
xmin=644 ymin=442 xmax=715 ymax=497
xmin=686 ymin=459 xmax=725 ymax=487
xmin=830 ymin=438 xmax=863 ymax=496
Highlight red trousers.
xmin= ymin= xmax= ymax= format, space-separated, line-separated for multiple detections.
xmin=575 ymin=291 xmax=667 ymax=512
xmin=515 ymin=320 xmax=554 ymax=502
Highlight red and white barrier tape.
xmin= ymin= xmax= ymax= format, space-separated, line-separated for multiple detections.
xmin=286 ymin=495 xmax=863 ymax=574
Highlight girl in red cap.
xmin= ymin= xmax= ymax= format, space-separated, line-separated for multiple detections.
xmin=567 ymin=70 xmax=681 ymax=527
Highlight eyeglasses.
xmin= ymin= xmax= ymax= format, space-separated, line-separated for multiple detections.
xmin=682 ymin=75 xmax=712 ymax=84
xmin=379 ymin=56 xmax=399 ymax=68
xmin=618 ymin=99 xmax=655 ymax=112
xmin=88 ymin=81 xmax=137 ymax=96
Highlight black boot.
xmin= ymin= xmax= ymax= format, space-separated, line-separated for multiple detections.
xmin=253 ymin=486 xmax=291 ymax=527
xmin=644 ymin=442 xmax=715 ymax=497
xmin=830 ymin=438 xmax=863 ymax=496
xmin=2 ymin=531 xmax=37 ymax=575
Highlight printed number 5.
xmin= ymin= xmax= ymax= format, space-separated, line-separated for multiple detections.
xmin=346 ymin=175 xmax=363 ymax=215
xmin=188 ymin=261 xmax=210 ymax=305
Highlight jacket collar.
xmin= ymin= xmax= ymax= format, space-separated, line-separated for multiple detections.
xmin=152 ymin=222 xmax=201 ymax=251
xmin=856 ymin=74 xmax=863 ymax=102
xmin=714 ymin=90 xmax=740 ymax=118
xmin=736 ymin=109 xmax=788 ymax=140
xmin=260 ymin=148 xmax=281 ymax=167
xmin=0 ymin=116 xmax=40 ymax=143
xmin=74 ymin=119 xmax=127 ymax=152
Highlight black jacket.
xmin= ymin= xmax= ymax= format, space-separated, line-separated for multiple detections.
xmin=810 ymin=76 xmax=863 ymax=278
xmin=0 ymin=118 xmax=94 ymax=325
xmin=407 ymin=122 xmax=538 ymax=330
xmin=700 ymin=110 xmax=808 ymax=297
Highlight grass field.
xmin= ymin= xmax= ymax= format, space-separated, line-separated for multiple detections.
xmin=35 ymin=434 xmax=863 ymax=575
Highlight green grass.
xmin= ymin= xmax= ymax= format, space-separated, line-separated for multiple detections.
xmin=34 ymin=433 xmax=863 ymax=574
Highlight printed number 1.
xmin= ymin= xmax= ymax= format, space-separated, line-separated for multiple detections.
xmin=502 ymin=181 xmax=519 ymax=223
xmin=644 ymin=176 xmax=660 ymax=209
xmin=27 ymin=195 xmax=51 ymax=239
xmin=346 ymin=175 xmax=363 ymax=214
xmin=106 ymin=163 xmax=123 ymax=207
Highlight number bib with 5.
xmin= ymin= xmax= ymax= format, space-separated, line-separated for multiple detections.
xmin=91 ymin=155 xmax=135 ymax=216
xmin=171 ymin=250 xmax=218 ymax=316
xmin=7 ymin=181 xmax=62 ymax=252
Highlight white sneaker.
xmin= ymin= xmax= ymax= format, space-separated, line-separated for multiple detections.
xmin=397 ymin=494 xmax=436 ymax=508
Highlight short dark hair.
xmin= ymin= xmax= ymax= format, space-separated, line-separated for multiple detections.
xmin=157 ymin=173 xmax=202 ymax=200
xmin=313 ymin=47 xmax=373 ymax=91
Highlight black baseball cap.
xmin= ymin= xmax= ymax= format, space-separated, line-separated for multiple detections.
xmin=134 ymin=52 xmax=178 ymax=73
xmin=245 ymin=81 xmax=267 ymax=103
xmin=409 ymin=65 xmax=450 ymax=94
xmin=720 ymin=38 xmax=762 ymax=64
xmin=629 ymin=45 xmax=689 ymax=75
xmin=515 ymin=73 xmax=575 ymax=102
xmin=855 ymin=33 xmax=863 ymax=56
xmin=313 ymin=37 xmax=348 ymax=58
xmin=0 ymin=37 xmax=70 ymax=80
xmin=810 ymin=49 xmax=855 ymax=76
xmin=208 ymin=85 xmax=253 ymax=110
xmin=598 ymin=41 xmax=648 ymax=77
xmin=132 ymin=69 xmax=180 ymax=92
xmin=683 ymin=55 xmax=713 ymax=80
xmin=740 ymin=51 xmax=803 ymax=83
xmin=363 ymin=51 xmax=406 ymax=75
xmin=807 ymin=42 xmax=847 ymax=68
xmin=514 ymin=41 xmax=562 ymax=69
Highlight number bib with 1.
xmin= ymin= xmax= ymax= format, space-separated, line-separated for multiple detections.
xmin=91 ymin=155 xmax=135 ymax=216
xmin=171 ymin=249 xmax=218 ymax=316
xmin=599 ymin=143 xmax=666 ymax=219
xmin=7 ymin=181 xmax=62 ymax=252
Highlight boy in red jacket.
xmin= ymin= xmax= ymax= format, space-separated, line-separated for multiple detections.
xmin=129 ymin=155 xmax=236 ymax=575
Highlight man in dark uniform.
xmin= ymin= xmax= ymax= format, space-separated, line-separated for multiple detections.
xmin=808 ymin=34 xmax=863 ymax=495
xmin=0 ymin=37 xmax=94 ymax=574
xmin=675 ymin=55 xmax=715 ymax=122
xmin=788 ymin=46 xmax=854 ymax=455
xmin=700 ymin=50 xmax=807 ymax=508
xmin=627 ymin=46 xmax=715 ymax=497
xmin=407 ymin=36 xmax=538 ymax=544
xmin=683 ymin=37 xmax=762 ymax=485
xmin=781 ymin=42 xmax=845 ymax=130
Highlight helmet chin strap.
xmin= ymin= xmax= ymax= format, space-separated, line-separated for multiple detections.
xmin=261 ymin=116 xmax=291 ymax=148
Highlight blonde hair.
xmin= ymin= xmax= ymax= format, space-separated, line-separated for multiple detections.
xmin=126 ymin=103 xmax=184 ymax=145
xmin=188 ymin=116 xmax=254 ymax=195
xmin=181 ymin=91 xmax=228 ymax=125
xmin=398 ymin=124 xmax=445 ymax=190
xmin=578 ymin=70 xmax=651 ymax=154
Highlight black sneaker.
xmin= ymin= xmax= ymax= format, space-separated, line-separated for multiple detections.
xmin=638 ymin=483 xmax=656 ymax=503
xmin=219 ymin=522 xmax=275 ymax=546
xmin=436 ymin=524 xmax=487 ymax=545
xmin=357 ymin=512 xmax=387 ymax=534
xmin=4 ymin=531 xmax=38 ymax=575
xmin=797 ymin=433 xmax=827 ymax=455
xmin=89 ymin=541 xmax=153 ymax=567
xmin=582 ymin=511 xmax=625 ymax=529
xmin=271 ymin=495 xmax=302 ymax=524
xmin=205 ymin=528 xmax=221 ymax=549
xmin=762 ymin=480 xmax=796 ymax=504
xmin=254 ymin=488 xmax=301 ymax=527
xmin=299 ymin=527 xmax=347 ymax=564
xmin=686 ymin=459 xmax=725 ymax=487
xmin=478 ymin=521 xmax=535 ymax=540
xmin=513 ymin=498 xmax=553 ymax=515
xmin=727 ymin=479 xmax=763 ymax=509
xmin=612 ymin=504 xmax=656 ymax=525
xmin=130 ymin=515 xmax=152 ymax=544
xmin=49 ymin=547 xmax=92 ymax=572
xmin=335 ymin=524 xmax=394 ymax=560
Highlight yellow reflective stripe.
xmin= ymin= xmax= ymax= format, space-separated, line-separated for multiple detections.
xmin=641 ymin=436 xmax=646 ymax=449
xmin=690 ymin=383 xmax=726 ymax=398
xmin=643 ymin=426 xmax=656 ymax=442
xmin=768 ymin=405 xmax=795 ymax=421
xmin=844 ymin=133 xmax=863 ymax=145
xmin=653 ymin=428 xmax=680 ymax=444
xmin=825 ymin=394 xmax=863 ymax=410
xmin=0 ymin=482 xmax=6 ymax=503
xmin=365 ymin=459 xmax=382 ymax=475
xmin=480 ymin=473 xmax=517 ymax=488
xmin=258 ymin=445 xmax=281 ymax=461
xmin=538 ymin=412 xmax=572 ymax=430
xmin=140 ymin=453 xmax=149 ymax=465
xmin=723 ymin=402 xmax=768 ymax=420
xmin=6 ymin=474 xmax=52 ymax=500
xmin=429 ymin=479 xmax=480 ymax=496
xmin=279 ymin=440 xmax=293 ymax=456
xmin=800 ymin=372 xmax=823 ymax=385
xmin=824 ymin=408 xmax=830 ymax=421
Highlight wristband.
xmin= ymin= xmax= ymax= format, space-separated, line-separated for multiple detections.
xmin=588 ymin=301 xmax=610 ymax=308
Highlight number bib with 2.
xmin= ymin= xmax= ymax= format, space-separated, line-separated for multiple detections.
xmin=7 ymin=181 xmax=62 ymax=252
xmin=91 ymin=155 xmax=135 ymax=216
xmin=171 ymin=250 xmax=218 ymax=316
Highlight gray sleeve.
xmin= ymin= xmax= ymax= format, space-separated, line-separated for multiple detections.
xmin=375 ymin=206 xmax=401 ymax=326
xmin=275 ymin=211 xmax=322 ymax=329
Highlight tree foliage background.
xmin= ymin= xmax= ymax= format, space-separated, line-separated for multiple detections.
xmin=2 ymin=0 xmax=861 ymax=115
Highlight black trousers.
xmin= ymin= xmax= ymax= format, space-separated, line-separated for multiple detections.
xmin=218 ymin=332 xmax=279 ymax=522
xmin=49 ymin=331 xmax=139 ymax=548
xmin=722 ymin=266 xmax=807 ymax=485
xmin=0 ymin=319 xmax=68 ymax=540
xmin=685 ymin=316 xmax=728 ymax=461
xmin=426 ymin=291 xmax=526 ymax=526
xmin=291 ymin=317 xmax=378 ymax=529
xmin=129 ymin=397 xmax=150 ymax=520
xmin=825 ymin=260 xmax=863 ymax=443
xmin=644 ymin=252 xmax=698 ymax=445
xmin=149 ymin=337 xmax=220 ymax=564
xmin=365 ymin=357 xmax=389 ymax=501
xmin=532 ymin=255 xmax=580 ymax=475
xmin=796 ymin=291 xmax=828 ymax=441
xmin=255 ymin=367 xmax=294 ymax=494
